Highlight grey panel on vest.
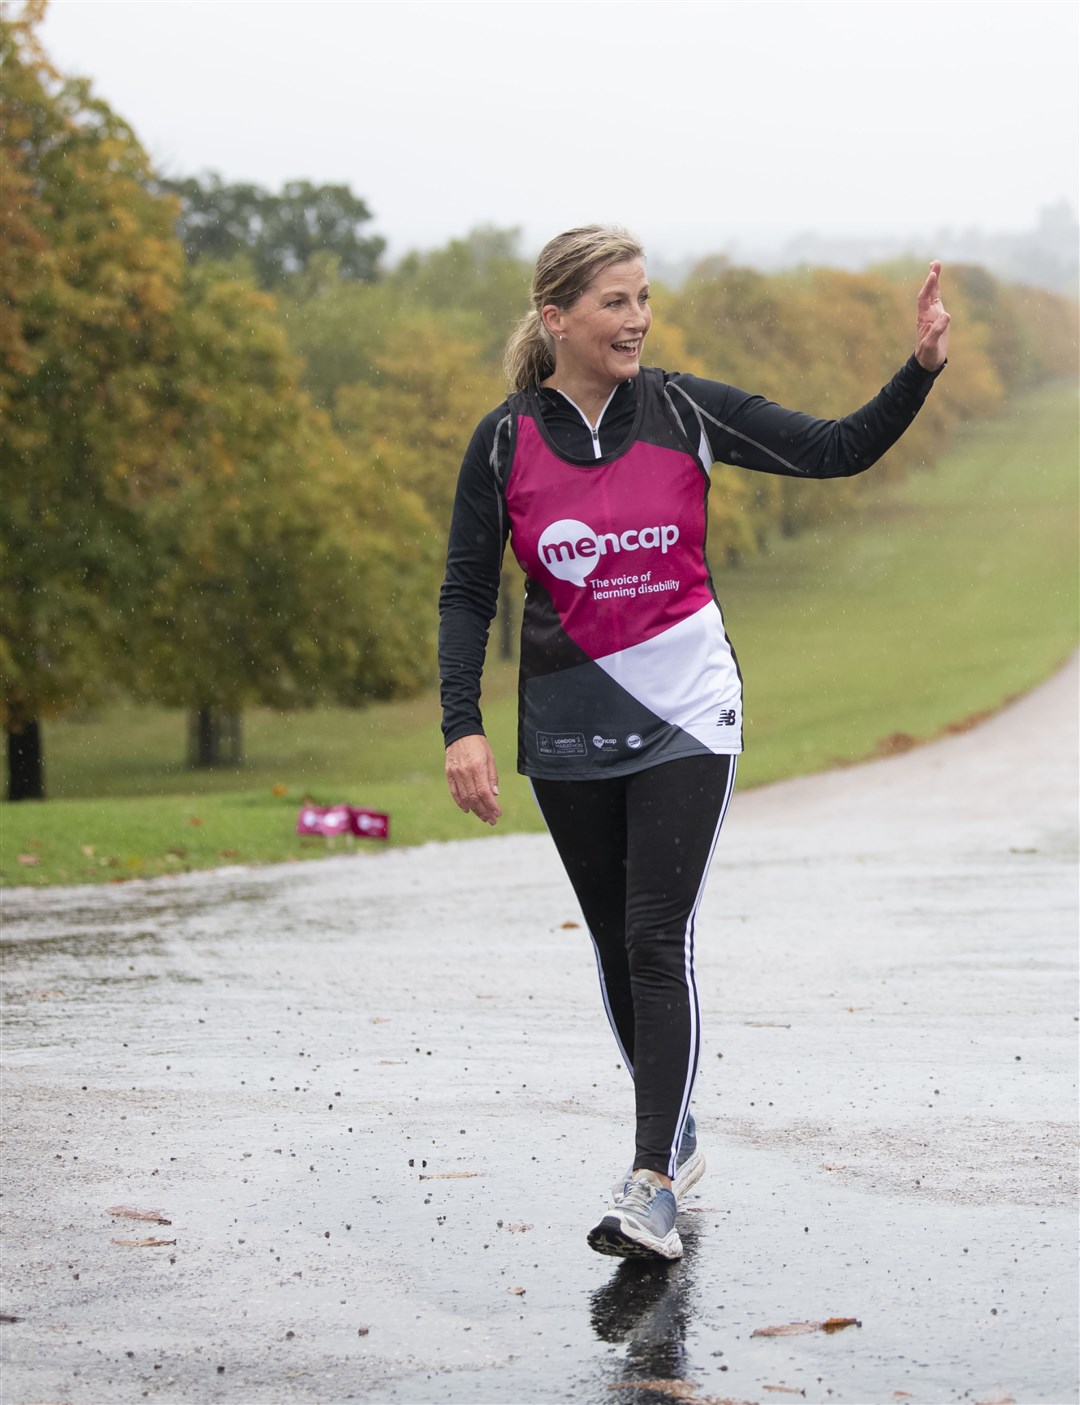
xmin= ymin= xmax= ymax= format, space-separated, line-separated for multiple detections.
xmin=522 ymin=657 xmax=710 ymax=780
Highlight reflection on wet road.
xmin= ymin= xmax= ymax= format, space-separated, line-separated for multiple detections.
xmin=591 ymin=1226 xmax=699 ymax=1394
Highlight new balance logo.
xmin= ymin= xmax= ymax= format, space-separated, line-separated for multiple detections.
xmin=716 ymin=709 xmax=736 ymax=726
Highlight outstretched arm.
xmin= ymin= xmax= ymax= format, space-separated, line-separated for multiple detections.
xmin=915 ymin=261 xmax=950 ymax=371
xmin=667 ymin=264 xmax=951 ymax=481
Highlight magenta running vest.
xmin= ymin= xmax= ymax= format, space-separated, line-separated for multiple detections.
xmin=505 ymin=368 xmax=743 ymax=779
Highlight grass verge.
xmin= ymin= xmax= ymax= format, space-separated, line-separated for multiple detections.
xmin=3 ymin=382 xmax=1076 ymax=888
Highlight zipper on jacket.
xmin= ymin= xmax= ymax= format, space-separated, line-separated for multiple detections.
xmin=554 ymin=386 xmax=618 ymax=460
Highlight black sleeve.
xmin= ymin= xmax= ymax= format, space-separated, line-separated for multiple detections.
xmin=665 ymin=355 xmax=944 ymax=478
xmin=438 ymin=405 xmax=511 ymax=747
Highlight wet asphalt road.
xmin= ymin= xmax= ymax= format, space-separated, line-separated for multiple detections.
xmin=2 ymin=658 xmax=1077 ymax=1405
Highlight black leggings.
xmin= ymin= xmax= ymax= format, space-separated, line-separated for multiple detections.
xmin=533 ymin=754 xmax=737 ymax=1178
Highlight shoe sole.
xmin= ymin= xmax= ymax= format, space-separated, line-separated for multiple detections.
xmin=587 ymin=1215 xmax=683 ymax=1260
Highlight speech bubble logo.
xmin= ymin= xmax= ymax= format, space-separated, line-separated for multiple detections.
xmin=537 ymin=518 xmax=600 ymax=587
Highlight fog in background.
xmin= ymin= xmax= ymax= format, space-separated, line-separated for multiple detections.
xmin=39 ymin=0 xmax=1080 ymax=288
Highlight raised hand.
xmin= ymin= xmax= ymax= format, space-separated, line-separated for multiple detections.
xmin=915 ymin=261 xmax=950 ymax=371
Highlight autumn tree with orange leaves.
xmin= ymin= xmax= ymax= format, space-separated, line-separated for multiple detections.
xmin=0 ymin=4 xmax=433 ymax=798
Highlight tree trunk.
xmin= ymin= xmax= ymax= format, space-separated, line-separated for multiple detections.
xmin=223 ymin=709 xmax=244 ymax=765
xmin=6 ymin=717 xmax=45 ymax=801
xmin=187 ymin=707 xmax=243 ymax=768
xmin=497 ymin=567 xmax=519 ymax=662
xmin=498 ymin=590 xmax=514 ymax=662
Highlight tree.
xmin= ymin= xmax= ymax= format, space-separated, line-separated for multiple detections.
xmin=334 ymin=314 xmax=504 ymax=521
xmin=278 ymin=233 xmax=531 ymax=661
xmin=0 ymin=2 xmax=186 ymax=799
xmin=158 ymin=172 xmax=386 ymax=288
xmin=131 ymin=259 xmax=441 ymax=745
xmin=276 ymin=255 xmax=405 ymax=409
xmin=1 ymin=8 xmax=428 ymax=796
xmin=389 ymin=226 xmax=528 ymax=359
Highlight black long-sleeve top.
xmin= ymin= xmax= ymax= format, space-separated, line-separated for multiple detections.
xmin=439 ymin=355 xmax=943 ymax=747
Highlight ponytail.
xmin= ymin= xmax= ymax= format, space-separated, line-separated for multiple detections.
xmin=503 ymin=309 xmax=555 ymax=393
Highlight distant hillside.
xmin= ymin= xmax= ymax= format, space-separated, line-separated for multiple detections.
xmin=651 ymin=203 xmax=1079 ymax=298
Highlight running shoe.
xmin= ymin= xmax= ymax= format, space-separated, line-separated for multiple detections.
xmin=611 ymin=1113 xmax=705 ymax=1204
xmin=588 ymin=1169 xmax=683 ymax=1260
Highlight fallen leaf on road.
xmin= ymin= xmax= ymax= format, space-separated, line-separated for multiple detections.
xmin=974 ymin=1394 xmax=1016 ymax=1405
xmin=560 ymin=921 xmax=579 ymax=929
xmin=944 ymin=708 xmax=994 ymax=735
xmin=752 ymin=1317 xmax=860 ymax=1338
xmin=111 ymin=1237 xmax=176 ymax=1248
xmin=506 ymin=1222 xmax=532 ymax=1232
xmin=107 ymin=1206 xmax=172 ymax=1224
xmin=876 ymin=731 xmax=917 ymax=755
xmin=419 ymin=1172 xmax=480 ymax=1180
xmin=506 ymin=1285 xmax=526 ymax=1295
xmin=763 ymin=1388 xmax=805 ymax=1396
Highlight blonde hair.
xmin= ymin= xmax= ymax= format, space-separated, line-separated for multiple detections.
xmin=503 ymin=225 xmax=646 ymax=392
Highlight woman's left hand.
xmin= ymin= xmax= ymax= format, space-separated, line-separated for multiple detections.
xmin=915 ymin=261 xmax=950 ymax=371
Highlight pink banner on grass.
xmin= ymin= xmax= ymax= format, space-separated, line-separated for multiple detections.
xmin=295 ymin=805 xmax=390 ymax=840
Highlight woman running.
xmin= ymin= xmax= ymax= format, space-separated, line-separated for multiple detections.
xmin=439 ymin=226 xmax=950 ymax=1259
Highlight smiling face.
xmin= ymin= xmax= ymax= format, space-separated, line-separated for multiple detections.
xmin=541 ymin=257 xmax=652 ymax=400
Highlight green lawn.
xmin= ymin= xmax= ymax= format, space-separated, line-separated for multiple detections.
xmin=3 ymin=382 xmax=1076 ymax=888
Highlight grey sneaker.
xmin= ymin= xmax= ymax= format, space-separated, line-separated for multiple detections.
xmin=612 ymin=1113 xmax=705 ymax=1204
xmin=589 ymin=1170 xmax=683 ymax=1260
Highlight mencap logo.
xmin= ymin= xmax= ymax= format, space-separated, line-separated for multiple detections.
xmin=538 ymin=517 xmax=680 ymax=587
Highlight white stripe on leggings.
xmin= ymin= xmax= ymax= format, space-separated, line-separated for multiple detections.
xmin=589 ymin=935 xmax=634 ymax=1075
xmin=667 ymin=755 xmax=737 ymax=1177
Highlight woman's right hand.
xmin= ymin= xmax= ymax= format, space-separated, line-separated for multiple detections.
xmin=445 ymin=734 xmax=502 ymax=826
xmin=915 ymin=261 xmax=950 ymax=371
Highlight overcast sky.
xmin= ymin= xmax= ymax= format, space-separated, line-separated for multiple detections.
xmin=38 ymin=0 xmax=1080 ymax=262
